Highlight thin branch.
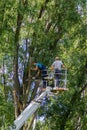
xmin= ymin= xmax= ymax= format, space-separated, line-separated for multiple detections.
xmin=38 ymin=0 xmax=49 ymax=19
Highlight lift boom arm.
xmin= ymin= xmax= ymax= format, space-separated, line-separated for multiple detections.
xmin=9 ymin=87 xmax=51 ymax=130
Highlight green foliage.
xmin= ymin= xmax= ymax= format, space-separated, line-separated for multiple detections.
xmin=0 ymin=0 xmax=87 ymax=129
xmin=0 ymin=85 xmax=14 ymax=129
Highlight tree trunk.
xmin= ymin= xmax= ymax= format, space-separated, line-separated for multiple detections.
xmin=13 ymin=0 xmax=23 ymax=118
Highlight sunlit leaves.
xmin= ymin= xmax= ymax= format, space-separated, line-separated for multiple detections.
xmin=0 ymin=85 xmax=14 ymax=129
xmin=0 ymin=0 xmax=87 ymax=129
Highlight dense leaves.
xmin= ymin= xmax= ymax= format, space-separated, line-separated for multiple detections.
xmin=0 ymin=0 xmax=87 ymax=129
xmin=0 ymin=85 xmax=14 ymax=129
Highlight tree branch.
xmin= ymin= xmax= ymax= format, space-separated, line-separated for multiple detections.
xmin=38 ymin=0 xmax=49 ymax=19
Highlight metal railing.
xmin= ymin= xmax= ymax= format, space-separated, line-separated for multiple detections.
xmin=41 ymin=68 xmax=67 ymax=88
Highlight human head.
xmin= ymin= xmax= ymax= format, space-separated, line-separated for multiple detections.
xmin=55 ymin=56 xmax=59 ymax=60
xmin=32 ymin=59 xmax=37 ymax=66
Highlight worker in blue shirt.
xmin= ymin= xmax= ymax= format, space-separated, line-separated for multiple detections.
xmin=31 ymin=60 xmax=47 ymax=88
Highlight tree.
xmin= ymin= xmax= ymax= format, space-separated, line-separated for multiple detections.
xmin=0 ymin=0 xmax=87 ymax=129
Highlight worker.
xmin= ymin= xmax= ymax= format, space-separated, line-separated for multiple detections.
xmin=51 ymin=57 xmax=65 ymax=88
xmin=31 ymin=60 xmax=48 ymax=88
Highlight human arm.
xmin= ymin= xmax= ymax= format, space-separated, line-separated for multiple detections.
xmin=31 ymin=66 xmax=38 ymax=71
xmin=31 ymin=63 xmax=38 ymax=71
xmin=50 ymin=62 xmax=55 ymax=70
xmin=36 ymin=69 xmax=40 ymax=77
xmin=62 ymin=64 xmax=65 ymax=68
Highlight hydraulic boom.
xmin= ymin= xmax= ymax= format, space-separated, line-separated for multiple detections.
xmin=9 ymin=87 xmax=51 ymax=130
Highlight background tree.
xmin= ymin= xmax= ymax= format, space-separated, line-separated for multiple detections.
xmin=0 ymin=0 xmax=87 ymax=130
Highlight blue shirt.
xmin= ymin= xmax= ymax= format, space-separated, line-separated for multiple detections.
xmin=36 ymin=63 xmax=46 ymax=70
